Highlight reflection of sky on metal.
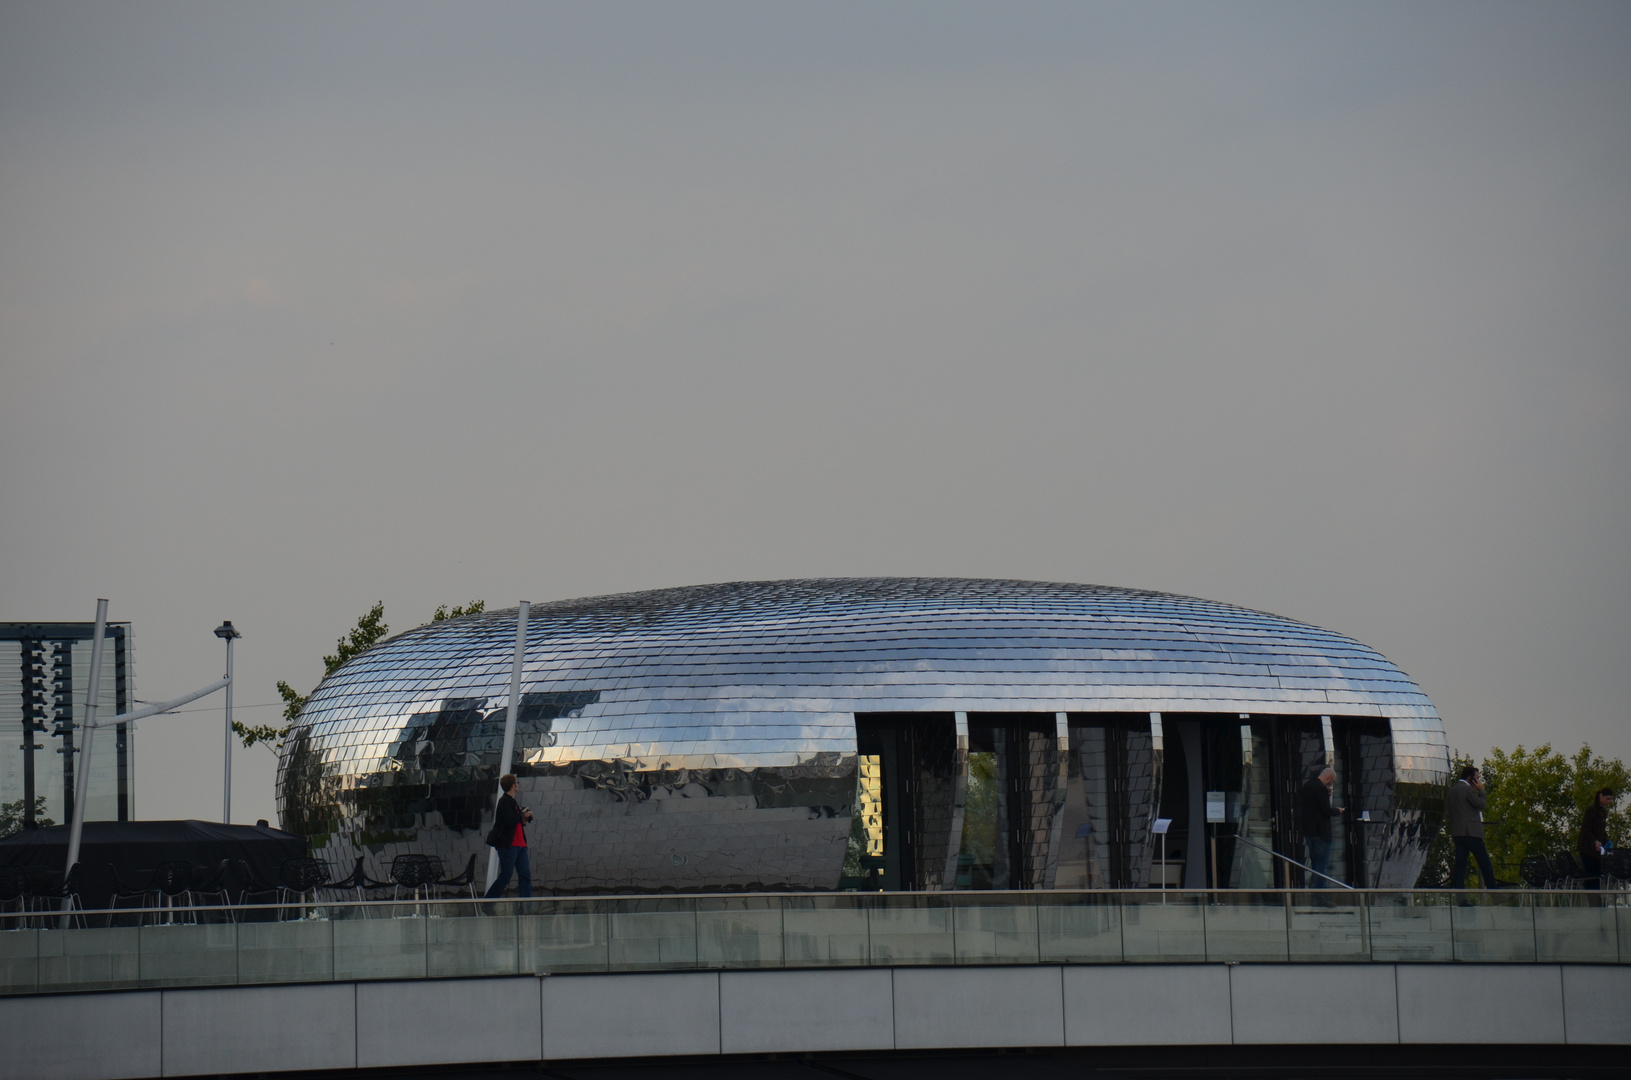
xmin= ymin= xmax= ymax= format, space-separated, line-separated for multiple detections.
xmin=279 ymin=578 xmax=1447 ymax=892
xmin=1 ymin=5 xmax=1626 ymax=824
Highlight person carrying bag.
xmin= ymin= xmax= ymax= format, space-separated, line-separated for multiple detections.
xmin=484 ymin=773 xmax=534 ymax=900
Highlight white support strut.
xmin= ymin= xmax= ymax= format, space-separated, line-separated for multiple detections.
xmin=486 ymin=600 xmax=531 ymax=893
xmin=63 ymin=600 xmax=109 ymax=897
xmin=89 ymin=677 xmax=232 ymax=729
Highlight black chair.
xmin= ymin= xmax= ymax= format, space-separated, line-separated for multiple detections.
xmin=26 ymin=864 xmax=85 ymax=929
xmin=1546 ymin=852 xmax=1578 ymax=889
xmin=1602 ymin=849 xmax=1631 ymax=890
xmin=107 ymin=862 xmax=156 ymax=921
xmin=232 ymin=859 xmax=280 ymax=919
xmin=277 ymin=858 xmax=331 ymax=918
xmin=1563 ymin=851 xmax=1597 ymax=889
xmin=388 ymin=854 xmax=443 ymax=904
xmin=0 ymin=866 xmax=26 ymax=920
xmin=151 ymin=860 xmax=197 ymax=923
xmin=323 ymin=856 xmax=373 ymax=903
xmin=435 ymin=853 xmax=481 ymax=901
xmin=189 ymin=859 xmax=235 ymax=920
xmin=1518 ymin=854 xmax=1550 ymax=890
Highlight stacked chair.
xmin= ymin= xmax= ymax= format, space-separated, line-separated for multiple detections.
xmin=0 ymin=867 xmax=26 ymax=919
xmin=189 ymin=859 xmax=235 ymax=919
xmin=150 ymin=860 xmax=198 ymax=923
xmin=1602 ymin=849 xmax=1631 ymax=891
xmin=276 ymin=857 xmax=332 ymax=919
xmin=325 ymin=855 xmax=384 ymax=903
xmin=1513 ymin=854 xmax=1546 ymax=889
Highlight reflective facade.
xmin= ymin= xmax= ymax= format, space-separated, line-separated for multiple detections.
xmin=277 ymin=579 xmax=1449 ymax=892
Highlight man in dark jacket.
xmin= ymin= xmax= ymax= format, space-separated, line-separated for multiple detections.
xmin=1446 ymin=765 xmax=1495 ymax=889
xmin=1298 ymin=767 xmax=1344 ymax=888
xmin=484 ymin=773 xmax=534 ymax=900
xmin=1578 ymin=787 xmax=1615 ymax=887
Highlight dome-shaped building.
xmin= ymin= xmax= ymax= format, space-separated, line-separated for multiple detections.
xmin=277 ymin=579 xmax=1449 ymax=893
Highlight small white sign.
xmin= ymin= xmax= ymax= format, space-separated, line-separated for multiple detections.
xmin=1152 ymin=817 xmax=1172 ymax=835
xmin=1206 ymin=791 xmax=1226 ymax=823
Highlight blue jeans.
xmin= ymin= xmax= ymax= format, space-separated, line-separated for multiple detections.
xmin=1304 ymin=837 xmax=1333 ymax=888
xmin=485 ymin=845 xmax=532 ymax=899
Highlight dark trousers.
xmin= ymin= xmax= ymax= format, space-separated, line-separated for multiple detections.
xmin=1304 ymin=836 xmax=1333 ymax=888
xmin=1451 ymin=836 xmax=1496 ymax=889
xmin=485 ymin=845 xmax=532 ymax=899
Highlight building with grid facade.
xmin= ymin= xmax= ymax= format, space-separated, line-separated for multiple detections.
xmin=0 ymin=622 xmax=134 ymax=833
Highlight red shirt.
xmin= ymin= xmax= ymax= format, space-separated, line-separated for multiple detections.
xmin=512 ymin=822 xmax=527 ymax=848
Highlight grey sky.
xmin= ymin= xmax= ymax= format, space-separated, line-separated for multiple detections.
xmin=2 ymin=2 xmax=1626 ymax=825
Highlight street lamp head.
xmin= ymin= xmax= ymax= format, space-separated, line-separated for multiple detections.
xmin=213 ymin=621 xmax=241 ymax=640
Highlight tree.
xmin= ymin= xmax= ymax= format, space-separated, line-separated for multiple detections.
xmin=0 ymin=796 xmax=53 ymax=838
xmin=1415 ymin=742 xmax=1629 ymax=886
xmin=1481 ymin=743 xmax=1629 ymax=876
xmin=236 ymin=600 xmax=487 ymax=753
xmin=433 ymin=601 xmax=485 ymax=622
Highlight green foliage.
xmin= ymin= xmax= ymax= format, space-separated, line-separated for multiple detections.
xmin=1482 ymin=743 xmax=1628 ymax=875
xmin=432 ymin=600 xmax=485 ymax=622
xmin=1414 ymin=742 xmax=1628 ymax=886
xmin=323 ymin=601 xmax=390 ymax=676
xmin=242 ymin=601 xmax=485 ymax=754
xmin=238 ymin=601 xmax=389 ymax=754
xmin=0 ymin=796 xmax=53 ymax=838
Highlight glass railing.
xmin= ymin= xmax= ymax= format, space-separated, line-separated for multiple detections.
xmin=1 ymin=889 xmax=1626 ymax=996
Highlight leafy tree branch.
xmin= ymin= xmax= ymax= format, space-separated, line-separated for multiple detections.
xmin=240 ymin=600 xmax=485 ymax=754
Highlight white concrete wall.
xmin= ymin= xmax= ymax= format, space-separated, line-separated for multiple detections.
xmin=0 ymin=963 xmax=1625 ymax=1080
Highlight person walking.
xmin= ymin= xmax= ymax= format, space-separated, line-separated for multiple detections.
xmin=1446 ymin=765 xmax=1496 ymax=889
xmin=1578 ymin=787 xmax=1615 ymax=888
xmin=484 ymin=773 xmax=534 ymax=902
xmin=1298 ymin=767 xmax=1344 ymax=888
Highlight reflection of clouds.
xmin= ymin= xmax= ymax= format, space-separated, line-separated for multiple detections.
xmin=277 ymin=579 xmax=1447 ymax=893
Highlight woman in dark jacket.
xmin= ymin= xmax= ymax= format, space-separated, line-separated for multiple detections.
xmin=484 ymin=773 xmax=533 ymax=899
xmin=1578 ymin=787 xmax=1615 ymax=887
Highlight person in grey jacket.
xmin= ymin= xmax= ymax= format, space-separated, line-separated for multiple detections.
xmin=1446 ymin=765 xmax=1496 ymax=889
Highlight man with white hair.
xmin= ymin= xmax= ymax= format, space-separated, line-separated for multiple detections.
xmin=1298 ymin=766 xmax=1345 ymax=888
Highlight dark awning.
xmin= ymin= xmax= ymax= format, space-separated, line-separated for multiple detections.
xmin=0 ymin=820 xmax=306 ymax=908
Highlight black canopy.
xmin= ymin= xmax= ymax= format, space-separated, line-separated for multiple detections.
xmin=0 ymin=820 xmax=306 ymax=908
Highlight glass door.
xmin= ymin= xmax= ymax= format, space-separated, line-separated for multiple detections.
xmin=954 ymin=715 xmax=1060 ymax=890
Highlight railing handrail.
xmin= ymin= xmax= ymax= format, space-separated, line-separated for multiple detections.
xmin=1232 ymin=835 xmax=1355 ymax=889
xmin=2 ymin=885 xmax=1626 ymax=923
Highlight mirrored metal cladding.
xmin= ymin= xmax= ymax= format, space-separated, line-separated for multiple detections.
xmin=276 ymin=579 xmax=1450 ymax=893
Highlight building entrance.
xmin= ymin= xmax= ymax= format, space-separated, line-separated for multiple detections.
xmin=843 ymin=714 xmax=958 ymax=891
xmin=953 ymin=714 xmax=1062 ymax=890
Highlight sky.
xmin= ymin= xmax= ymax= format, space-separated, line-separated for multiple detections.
xmin=1 ymin=2 xmax=1627 ymax=826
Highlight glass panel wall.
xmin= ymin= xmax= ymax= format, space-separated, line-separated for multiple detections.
xmin=0 ymin=624 xmax=134 ymax=833
xmin=953 ymin=715 xmax=1061 ymax=890
xmin=1057 ymin=715 xmax=1157 ymax=889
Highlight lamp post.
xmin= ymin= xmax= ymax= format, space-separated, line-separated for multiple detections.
xmin=214 ymin=621 xmax=241 ymax=823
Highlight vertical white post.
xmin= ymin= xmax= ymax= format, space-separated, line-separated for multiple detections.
xmin=940 ymin=711 xmax=970 ymax=890
xmin=223 ymin=634 xmax=235 ymax=823
xmin=1042 ymin=712 xmax=1070 ymax=889
xmin=486 ymin=601 xmax=530 ymax=892
xmin=64 ymin=600 xmax=109 ymax=890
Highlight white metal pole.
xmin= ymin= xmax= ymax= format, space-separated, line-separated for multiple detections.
xmin=223 ymin=634 xmax=234 ymax=823
xmin=91 ymin=678 xmax=229 ymax=728
xmin=64 ymin=599 xmax=109 ymax=889
xmin=486 ymin=601 xmax=530 ymax=892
